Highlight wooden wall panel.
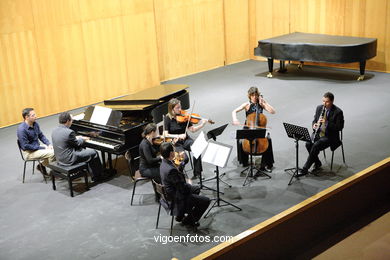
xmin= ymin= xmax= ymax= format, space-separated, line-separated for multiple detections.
xmin=224 ymin=0 xmax=250 ymax=64
xmin=121 ymin=0 xmax=160 ymax=93
xmin=2 ymin=0 xmax=390 ymax=127
xmin=251 ymin=0 xmax=290 ymax=59
xmin=81 ymin=17 xmax=128 ymax=101
xmin=155 ymin=0 xmax=225 ymax=81
xmin=359 ymin=0 xmax=387 ymax=71
xmin=31 ymin=0 xmax=89 ymax=114
xmin=0 ymin=0 xmax=34 ymax=34
xmin=258 ymin=0 xmax=390 ymax=72
xmin=0 ymin=31 xmax=42 ymax=126
xmin=387 ymin=0 xmax=390 ymax=72
xmin=0 ymin=0 xmax=42 ymax=126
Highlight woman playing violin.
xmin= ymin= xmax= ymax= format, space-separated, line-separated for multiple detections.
xmin=231 ymin=86 xmax=275 ymax=170
xmin=164 ymin=98 xmax=209 ymax=179
xmin=139 ymin=123 xmax=162 ymax=183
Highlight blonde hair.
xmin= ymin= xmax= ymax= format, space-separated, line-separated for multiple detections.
xmin=167 ymin=98 xmax=181 ymax=118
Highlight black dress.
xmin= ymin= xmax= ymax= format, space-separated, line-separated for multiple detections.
xmin=164 ymin=116 xmax=203 ymax=177
xmin=139 ymin=138 xmax=161 ymax=183
xmin=237 ymin=103 xmax=274 ymax=168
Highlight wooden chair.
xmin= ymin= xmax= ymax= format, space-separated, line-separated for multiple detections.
xmin=17 ymin=139 xmax=47 ymax=183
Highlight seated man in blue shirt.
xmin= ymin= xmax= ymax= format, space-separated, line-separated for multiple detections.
xmin=17 ymin=108 xmax=55 ymax=175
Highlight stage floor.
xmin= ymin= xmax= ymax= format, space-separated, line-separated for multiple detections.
xmin=1 ymin=60 xmax=389 ymax=260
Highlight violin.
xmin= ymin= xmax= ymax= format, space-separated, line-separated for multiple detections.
xmin=176 ymin=110 xmax=214 ymax=124
xmin=242 ymin=104 xmax=269 ymax=154
xmin=152 ymin=136 xmax=173 ymax=146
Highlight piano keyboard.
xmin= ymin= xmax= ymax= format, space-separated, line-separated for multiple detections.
xmin=85 ymin=139 xmax=117 ymax=150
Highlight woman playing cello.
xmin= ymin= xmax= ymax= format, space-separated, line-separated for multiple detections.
xmin=232 ymin=86 xmax=275 ymax=170
xmin=164 ymin=98 xmax=210 ymax=179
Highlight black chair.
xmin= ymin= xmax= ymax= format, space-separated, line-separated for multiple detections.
xmin=17 ymin=139 xmax=47 ymax=183
xmin=153 ymin=179 xmax=175 ymax=235
xmin=47 ymin=161 xmax=89 ymax=197
xmin=126 ymin=147 xmax=152 ymax=206
xmin=323 ymin=130 xmax=346 ymax=171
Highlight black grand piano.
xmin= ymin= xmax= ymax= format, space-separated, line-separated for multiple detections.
xmin=70 ymin=84 xmax=190 ymax=170
xmin=254 ymin=32 xmax=377 ymax=81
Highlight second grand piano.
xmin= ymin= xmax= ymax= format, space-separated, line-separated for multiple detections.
xmin=254 ymin=32 xmax=377 ymax=81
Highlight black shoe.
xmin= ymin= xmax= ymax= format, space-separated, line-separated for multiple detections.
xmin=313 ymin=162 xmax=322 ymax=171
xmin=296 ymin=168 xmax=308 ymax=177
xmin=191 ymin=174 xmax=199 ymax=180
xmin=36 ymin=164 xmax=48 ymax=176
xmin=181 ymin=215 xmax=198 ymax=227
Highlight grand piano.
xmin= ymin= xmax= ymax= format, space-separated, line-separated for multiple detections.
xmin=70 ymin=84 xmax=190 ymax=170
xmin=254 ymin=32 xmax=377 ymax=80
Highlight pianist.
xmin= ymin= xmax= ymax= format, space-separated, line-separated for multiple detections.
xmin=139 ymin=123 xmax=162 ymax=183
xmin=51 ymin=112 xmax=105 ymax=182
xmin=17 ymin=108 xmax=56 ymax=176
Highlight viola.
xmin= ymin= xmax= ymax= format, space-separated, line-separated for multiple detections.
xmin=242 ymin=105 xmax=269 ymax=154
xmin=173 ymin=151 xmax=185 ymax=166
xmin=176 ymin=110 xmax=214 ymax=124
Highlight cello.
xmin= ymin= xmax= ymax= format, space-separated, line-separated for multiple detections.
xmin=242 ymin=103 xmax=269 ymax=154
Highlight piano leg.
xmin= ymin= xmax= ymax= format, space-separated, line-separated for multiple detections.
xmin=267 ymin=58 xmax=273 ymax=78
xmin=101 ymin=151 xmax=107 ymax=169
xmin=278 ymin=60 xmax=287 ymax=73
xmin=358 ymin=60 xmax=366 ymax=81
xmin=107 ymin=153 xmax=115 ymax=172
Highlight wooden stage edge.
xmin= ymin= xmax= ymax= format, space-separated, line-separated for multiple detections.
xmin=193 ymin=157 xmax=390 ymax=260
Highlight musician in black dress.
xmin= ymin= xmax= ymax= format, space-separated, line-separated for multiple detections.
xmin=232 ymin=86 xmax=276 ymax=170
xmin=298 ymin=92 xmax=344 ymax=176
xmin=139 ymin=123 xmax=161 ymax=183
xmin=163 ymin=98 xmax=208 ymax=179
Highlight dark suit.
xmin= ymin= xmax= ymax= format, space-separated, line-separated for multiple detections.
xmin=160 ymin=158 xmax=210 ymax=222
xmin=304 ymin=104 xmax=344 ymax=170
xmin=51 ymin=125 xmax=103 ymax=180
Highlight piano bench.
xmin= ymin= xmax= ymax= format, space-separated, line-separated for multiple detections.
xmin=47 ymin=162 xmax=89 ymax=197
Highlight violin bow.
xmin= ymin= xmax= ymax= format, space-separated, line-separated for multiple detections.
xmin=184 ymin=100 xmax=196 ymax=134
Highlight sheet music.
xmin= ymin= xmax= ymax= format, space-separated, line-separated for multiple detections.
xmin=90 ymin=106 xmax=112 ymax=125
xmin=203 ymin=142 xmax=232 ymax=168
xmin=72 ymin=113 xmax=85 ymax=120
xmin=190 ymin=131 xmax=208 ymax=159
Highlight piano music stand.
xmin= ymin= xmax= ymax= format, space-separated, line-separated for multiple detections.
xmin=236 ymin=129 xmax=270 ymax=186
xmin=202 ymin=124 xmax=231 ymax=189
xmin=203 ymin=141 xmax=241 ymax=218
xmin=283 ymin=122 xmax=312 ymax=185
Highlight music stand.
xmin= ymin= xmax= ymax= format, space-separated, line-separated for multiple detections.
xmin=202 ymin=140 xmax=241 ymax=218
xmin=236 ymin=128 xmax=270 ymax=186
xmin=203 ymin=124 xmax=231 ymax=189
xmin=283 ymin=122 xmax=312 ymax=185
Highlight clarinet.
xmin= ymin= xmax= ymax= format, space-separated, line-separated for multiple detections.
xmin=312 ymin=105 xmax=326 ymax=142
